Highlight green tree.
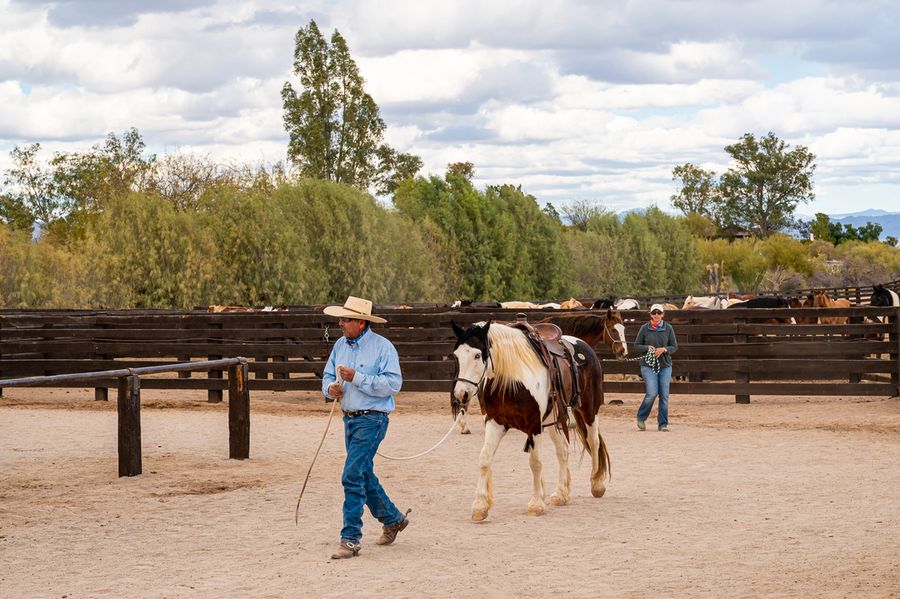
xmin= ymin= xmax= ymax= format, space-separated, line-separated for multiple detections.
xmin=542 ymin=202 xmax=561 ymax=224
xmin=671 ymin=163 xmax=719 ymax=218
xmin=2 ymin=143 xmax=62 ymax=229
xmin=717 ymin=132 xmax=816 ymax=238
xmin=562 ymin=199 xmax=614 ymax=232
xmin=644 ymin=207 xmax=702 ymax=294
xmin=798 ymin=212 xmax=834 ymax=242
xmin=281 ymin=20 xmax=420 ymax=193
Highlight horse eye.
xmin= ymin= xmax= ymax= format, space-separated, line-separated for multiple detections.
xmin=474 ymin=352 xmax=481 ymax=360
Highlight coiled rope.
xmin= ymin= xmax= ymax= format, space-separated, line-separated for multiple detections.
xmin=624 ymin=348 xmax=662 ymax=373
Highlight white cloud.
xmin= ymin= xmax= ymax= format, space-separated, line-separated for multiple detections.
xmin=2 ymin=0 xmax=900 ymax=215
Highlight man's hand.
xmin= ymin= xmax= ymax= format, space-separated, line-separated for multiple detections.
xmin=327 ymin=382 xmax=344 ymax=399
xmin=338 ymin=366 xmax=355 ymax=382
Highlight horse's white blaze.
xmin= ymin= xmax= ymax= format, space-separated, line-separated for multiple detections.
xmin=613 ymin=323 xmax=628 ymax=356
xmin=889 ymin=289 xmax=900 ymax=306
xmin=452 ymin=344 xmax=484 ymax=403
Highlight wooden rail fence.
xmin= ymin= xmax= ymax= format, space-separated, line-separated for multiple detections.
xmin=2 ymin=305 xmax=898 ymax=403
xmin=0 ymin=358 xmax=250 ymax=476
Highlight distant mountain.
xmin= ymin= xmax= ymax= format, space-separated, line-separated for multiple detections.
xmin=796 ymin=210 xmax=900 ymax=240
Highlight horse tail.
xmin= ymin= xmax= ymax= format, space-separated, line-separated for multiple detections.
xmin=573 ymin=411 xmax=589 ymax=458
xmin=597 ymin=430 xmax=611 ymax=482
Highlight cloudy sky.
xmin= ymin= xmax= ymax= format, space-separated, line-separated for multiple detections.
xmin=2 ymin=0 xmax=899 ymax=215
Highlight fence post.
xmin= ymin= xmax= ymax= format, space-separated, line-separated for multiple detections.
xmin=228 ymin=360 xmax=250 ymax=460
xmin=117 ymin=374 xmax=142 ymax=477
xmin=893 ymin=308 xmax=900 ymax=397
xmin=95 ymin=322 xmax=109 ymax=401
xmin=687 ymin=315 xmax=702 ymax=383
xmin=734 ymin=317 xmax=750 ymax=404
xmin=208 ymin=321 xmax=223 ymax=403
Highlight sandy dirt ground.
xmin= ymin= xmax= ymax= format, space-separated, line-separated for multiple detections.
xmin=1 ymin=386 xmax=899 ymax=599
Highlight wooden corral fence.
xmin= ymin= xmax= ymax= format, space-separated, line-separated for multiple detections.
xmin=2 ymin=305 xmax=899 ymax=404
xmin=582 ymin=278 xmax=900 ymax=309
xmin=0 ymin=358 xmax=250 ymax=476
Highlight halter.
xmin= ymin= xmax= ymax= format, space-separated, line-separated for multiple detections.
xmin=451 ymin=346 xmax=492 ymax=414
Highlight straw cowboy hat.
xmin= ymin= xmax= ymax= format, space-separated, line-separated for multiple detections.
xmin=323 ymin=296 xmax=387 ymax=324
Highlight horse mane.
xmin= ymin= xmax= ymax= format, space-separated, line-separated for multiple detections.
xmin=486 ymin=324 xmax=545 ymax=395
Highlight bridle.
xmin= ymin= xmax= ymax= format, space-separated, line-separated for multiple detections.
xmin=603 ymin=318 xmax=626 ymax=353
xmin=451 ymin=344 xmax=491 ymax=416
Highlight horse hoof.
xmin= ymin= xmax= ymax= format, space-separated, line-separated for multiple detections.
xmin=527 ymin=505 xmax=546 ymax=516
xmin=460 ymin=428 xmax=471 ymax=435
xmin=591 ymin=484 xmax=607 ymax=498
xmin=549 ymin=494 xmax=569 ymax=506
xmin=471 ymin=510 xmax=488 ymax=521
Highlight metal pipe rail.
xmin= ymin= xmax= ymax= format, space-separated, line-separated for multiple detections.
xmin=0 ymin=357 xmax=246 ymax=387
xmin=0 ymin=357 xmax=250 ymax=477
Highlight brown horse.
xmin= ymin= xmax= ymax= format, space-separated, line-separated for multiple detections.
xmin=451 ymin=321 xmax=610 ymax=521
xmin=789 ymin=294 xmax=817 ymax=324
xmin=538 ymin=308 xmax=629 ymax=360
xmin=812 ymin=291 xmax=852 ymax=324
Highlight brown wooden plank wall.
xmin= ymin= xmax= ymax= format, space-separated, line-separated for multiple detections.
xmin=2 ymin=305 xmax=899 ymax=400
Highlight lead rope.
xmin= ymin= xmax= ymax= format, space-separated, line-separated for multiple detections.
xmin=624 ymin=348 xmax=661 ymax=374
xmin=294 ymin=364 xmax=465 ymax=524
xmin=376 ymin=411 xmax=464 ymax=461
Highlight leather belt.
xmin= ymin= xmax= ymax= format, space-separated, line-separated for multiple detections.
xmin=343 ymin=409 xmax=386 ymax=418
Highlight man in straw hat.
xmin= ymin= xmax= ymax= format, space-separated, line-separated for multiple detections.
xmin=321 ymin=296 xmax=409 ymax=559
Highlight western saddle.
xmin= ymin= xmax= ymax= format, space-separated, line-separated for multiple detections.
xmin=510 ymin=314 xmax=583 ymax=439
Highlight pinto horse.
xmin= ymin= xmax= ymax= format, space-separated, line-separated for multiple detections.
xmin=453 ymin=309 xmax=628 ymax=435
xmin=451 ymin=321 xmax=610 ymax=521
xmin=870 ymin=284 xmax=900 ymax=308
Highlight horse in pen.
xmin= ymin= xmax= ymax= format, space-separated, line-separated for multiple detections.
xmin=452 ymin=309 xmax=629 ymax=434
xmin=450 ymin=320 xmax=610 ymax=521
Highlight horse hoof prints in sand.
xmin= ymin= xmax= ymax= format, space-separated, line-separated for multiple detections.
xmin=451 ymin=320 xmax=611 ymax=521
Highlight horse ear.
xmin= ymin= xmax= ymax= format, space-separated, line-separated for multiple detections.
xmin=451 ymin=321 xmax=466 ymax=339
xmin=606 ymin=308 xmax=614 ymax=319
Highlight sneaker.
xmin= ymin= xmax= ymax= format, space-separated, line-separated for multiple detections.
xmin=330 ymin=540 xmax=360 ymax=559
xmin=636 ymin=418 xmax=646 ymax=431
xmin=659 ymin=425 xmax=669 ymax=432
xmin=376 ymin=509 xmax=411 ymax=546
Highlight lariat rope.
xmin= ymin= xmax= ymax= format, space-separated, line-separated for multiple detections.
xmin=294 ymin=365 xmax=464 ymax=524
xmin=294 ymin=393 xmax=339 ymax=525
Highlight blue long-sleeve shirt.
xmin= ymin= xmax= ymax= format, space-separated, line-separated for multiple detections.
xmin=321 ymin=326 xmax=402 ymax=413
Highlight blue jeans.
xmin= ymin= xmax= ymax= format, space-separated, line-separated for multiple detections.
xmin=637 ymin=364 xmax=672 ymax=429
xmin=340 ymin=412 xmax=403 ymax=543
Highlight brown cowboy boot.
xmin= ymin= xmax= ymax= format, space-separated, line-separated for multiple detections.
xmin=375 ymin=509 xmax=411 ymax=546
xmin=330 ymin=541 xmax=360 ymax=559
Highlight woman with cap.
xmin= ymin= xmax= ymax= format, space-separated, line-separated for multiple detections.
xmin=633 ymin=303 xmax=678 ymax=431
xmin=321 ymin=296 xmax=409 ymax=559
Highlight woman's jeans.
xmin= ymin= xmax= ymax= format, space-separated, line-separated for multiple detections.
xmin=637 ymin=364 xmax=672 ymax=429
xmin=340 ymin=412 xmax=403 ymax=543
